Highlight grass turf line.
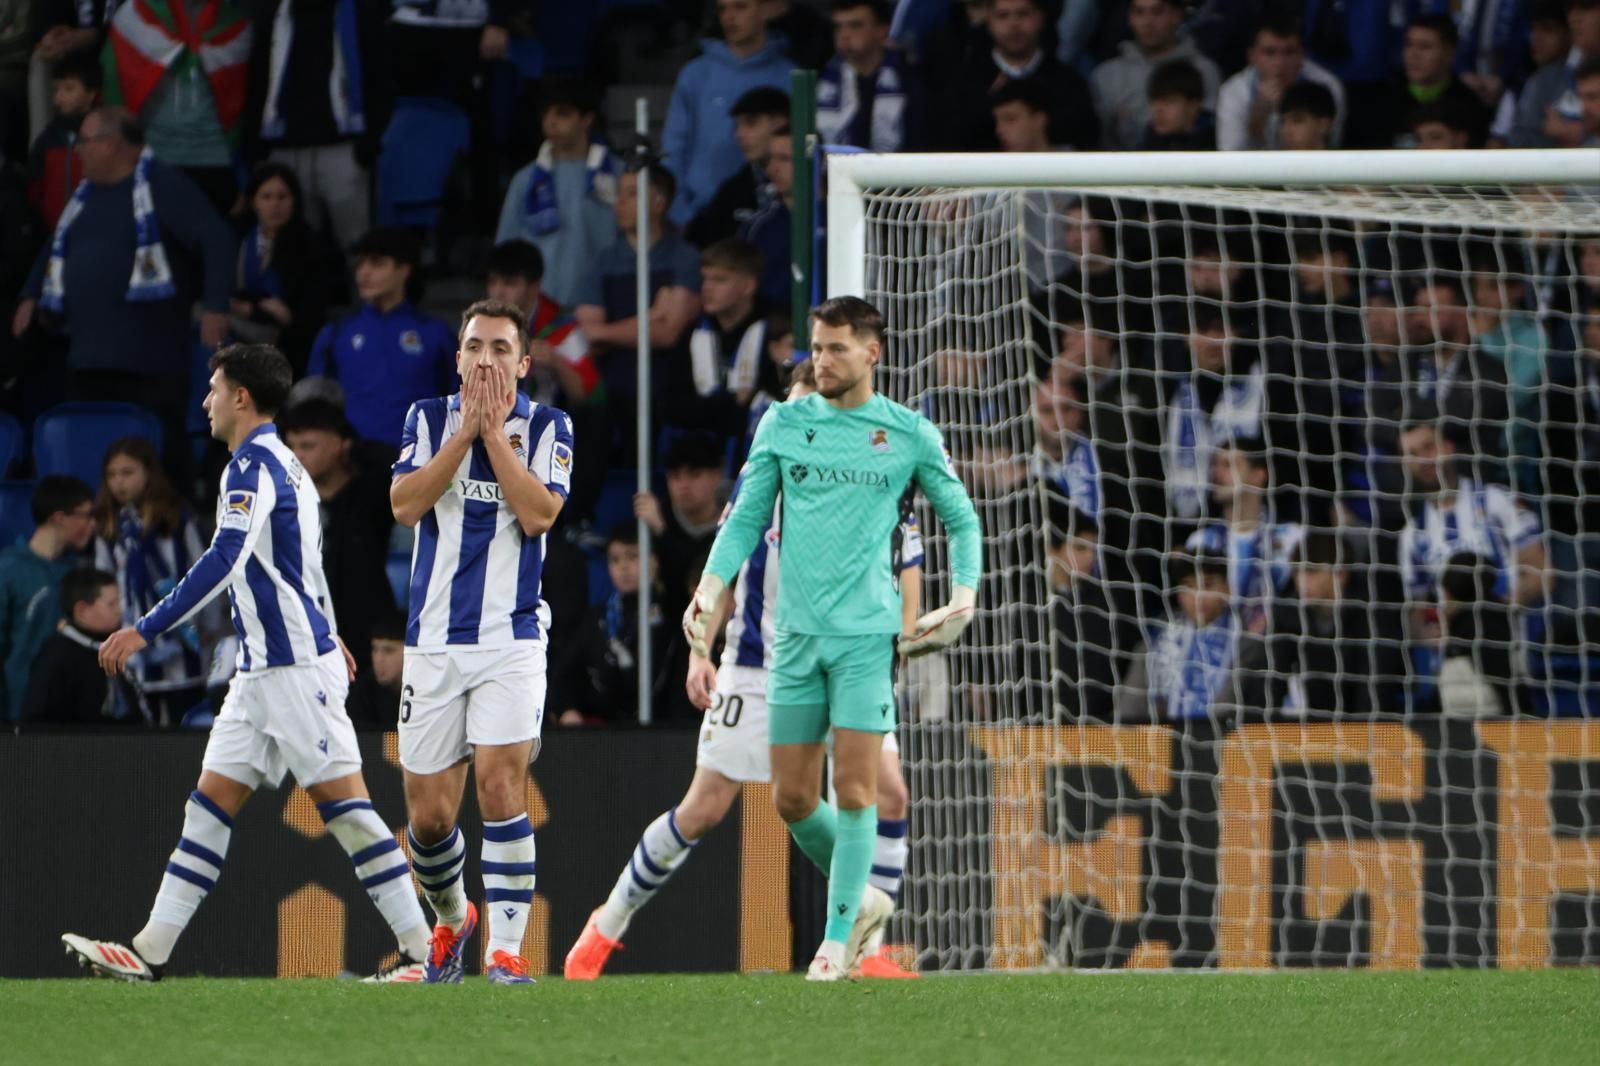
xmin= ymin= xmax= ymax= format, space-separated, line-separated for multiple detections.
xmin=1 ymin=971 xmax=1596 ymax=1066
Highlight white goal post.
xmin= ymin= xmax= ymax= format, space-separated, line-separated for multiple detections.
xmin=826 ymin=148 xmax=1600 ymax=971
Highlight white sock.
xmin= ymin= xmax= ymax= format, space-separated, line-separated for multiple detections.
xmin=596 ymin=808 xmax=698 ymax=941
xmin=482 ymin=815 xmax=537 ymax=959
xmin=870 ymin=818 xmax=909 ymax=900
xmin=407 ymin=824 xmax=468 ymax=930
xmin=134 ymin=790 xmax=233 ymax=966
xmin=320 ymin=798 xmax=430 ymax=962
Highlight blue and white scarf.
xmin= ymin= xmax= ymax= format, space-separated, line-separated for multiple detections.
xmin=522 ymin=142 xmax=621 ymax=237
xmin=239 ymin=227 xmax=283 ymax=297
xmin=816 ymin=50 xmax=909 ymax=152
xmin=41 ymin=146 xmax=173 ymax=313
xmin=260 ymin=0 xmax=366 ymax=140
xmin=1148 ymin=612 xmax=1239 ymax=721
xmin=1164 ymin=365 xmax=1266 ymax=519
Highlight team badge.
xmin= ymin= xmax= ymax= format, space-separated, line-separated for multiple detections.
xmin=399 ymin=329 xmax=423 ymax=355
xmin=508 ymin=432 xmax=524 ymax=459
xmin=870 ymin=428 xmax=891 ymax=453
xmin=398 ymin=442 xmax=415 ymax=464
xmin=351 ymin=334 xmax=365 ymax=351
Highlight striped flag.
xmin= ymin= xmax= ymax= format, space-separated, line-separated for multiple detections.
xmin=103 ymin=0 xmax=252 ymax=139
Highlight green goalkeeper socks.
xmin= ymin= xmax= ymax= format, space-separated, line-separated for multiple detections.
xmin=823 ymin=805 xmax=878 ymax=945
xmin=787 ymin=801 xmax=837 ymax=872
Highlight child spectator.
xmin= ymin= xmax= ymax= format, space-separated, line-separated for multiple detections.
xmin=26 ymin=50 xmax=99 ymax=230
xmin=277 ymin=399 xmax=397 ymax=677
xmin=346 ymin=611 xmax=405 ymax=730
xmin=0 ymin=475 xmax=93 ymax=720
xmin=306 ymin=227 xmax=455 ymax=452
xmin=229 ymin=161 xmax=331 ymax=377
xmin=554 ymin=523 xmax=670 ymax=726
xmin=1162 ymin=302 xmax=1265 ymax=524
xmin=1091 ymin=0 xmax=1221 ymax=150
xmin=991 ymin=78 xmax=1055 ymax=153
xmin=1118 ymin=543 xmax=1248 ymax=722
xmin=632 ymin=433 xmax=728 ymax=625
xmin=92 ymin=437 xmax=210 ymax=726
xmin=1276 ymin=81 xmax=1337 ymax=150
xmin=20 ymin=569 xmax=130 ymax=724
xmin=496 ymin=79 xmax=623 ymax=307
xmin=485 ymin=240 xmax=597 ymax=409
xmin=1216 ymin=12 xmax=1347 ymax=150
xmin=1141 ymin=59 xmax=1214 ymax=150
xmin=686 ymin=87 xmax=790 ymax=248
xmin=687 ymin=239 xmax=782 ymax=444
xmin=1408 ymin=96 xmax=1481 ymax=148
xmin=1384 ymin=14 xmax=1493 ymax=148
xmin=1032 ymin=368 xmax=1101 ymax=524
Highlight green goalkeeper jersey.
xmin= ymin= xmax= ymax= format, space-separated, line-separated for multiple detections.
xmin=703 ymin=392 xmax=982 ymax=636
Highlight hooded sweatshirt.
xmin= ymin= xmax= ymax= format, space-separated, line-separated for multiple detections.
xmin=1090 ymin=36 xmax=1221 ymax=151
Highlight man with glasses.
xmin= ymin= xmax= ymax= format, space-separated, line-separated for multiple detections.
xmin=0 ymin=475 xmax=94 ymax=720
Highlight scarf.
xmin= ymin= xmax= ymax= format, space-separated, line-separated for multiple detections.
xmin=1165 ymin=366 xmax=1265 ymax=519
xmin=522 ymin=143 xmax=620 ymax=238
xmin=260 ymin=0 xmax=365 ymax=140
xmin=816 ymin=51 xmax=908 ymax=152
xmin=40 ymin=147 xmax=173 ymax=313
xmin=1150 ymin=613 xmax=1238 ymax=721
xmin=689 ymin=315 xmax=767 ymax=398
xmin=239 ymin=226 xmax=282 ymax=296
xmin=104 ymin=0 xmax=253 ymax=138
xmin=115 ymin=505 xmax=203 ymax=689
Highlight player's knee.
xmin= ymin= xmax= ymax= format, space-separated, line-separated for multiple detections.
xmin=772 ymin=783 xmax=818 ymax=824
xmin=675 ymin=798 xmax=727 ymax=839
xmin=474 ymin=770 xmax=526 ymax=823
xmin=408 ymin=808 xmax=455 ymax=844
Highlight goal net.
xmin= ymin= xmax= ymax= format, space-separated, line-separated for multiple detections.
xmin=830 ymin=150 xmax=1600 ymax=970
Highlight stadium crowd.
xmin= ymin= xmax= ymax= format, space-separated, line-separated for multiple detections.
xmin=0 ymin=0 xmax=1598 ymax=729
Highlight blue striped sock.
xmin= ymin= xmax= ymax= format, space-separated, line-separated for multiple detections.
xmin=134 ymin=790 xmax=233 ymax=965
xmin=482 ymin=815 xmax=537 ymax=959
xmin=870 ymin=818 xmax=909 ymax=899
xmin=597 ymin=808 xmax=698 ymax=940
xmin=408 ymin=825 xmax=468 ymax=929
xmin=321 ymin=799 xmax=429 ymax=961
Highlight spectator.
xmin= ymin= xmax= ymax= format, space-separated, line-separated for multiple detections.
xmin=14 ymin=107 xmax=234 ymax=474
xmin=662 ymin=0 xmax=792 ymax=226
xmin=495 ymin=79 xmax=623 ymax=308
xmin=1032 ymin=369 xmax=1100 ymax=524
xmin=101 ymin=0 xmax=252 ymax=217
xmin=1403 ymin=276 xmax=1511 ymax=465
xmin=485 ymin=240 xmax=596 ymax=409
xmin=24 ymin=0 xmax=105 ymax=148
xmin=687 ymin=238 xmax=782 ymax=443
xmin=1383 ymin=14 xmax=1493 ymax=149
xmin=92 ymin=436 xmax=210 ymax=725
xmin=26 ymin=50 xmax=99 ymax=230
xmin=940 ymin=0 xmax=1097 ymax=151
xmin=1091 ymin=0 xmax=1221 ymax=150
xmin=1408 ymin=95 xmax=1481 ymax=148
xmin=816 ymin=0 xmax=922 ymax=151
xmin=1276 ymin=80 xmax=1337 ymax=150
xmin=1193 ymin=438 xmax=1303 ymax=634
xmin=1216 ymin=13 xmax=1347 ymax=151
xmin=346 ymin=610 xmax=404 ymax=729
xmin=1140 ymin=58 xmax=1214 ymax=151
xmin=1435 ymin=549 xmax=1520 ymax=717
xmin=738 ymin=123 xmax=794 ymax=308
xmin=1540 ymin=296 xmax=1600 ymax=612
xmin=1513 ymin=0 xmax=1600 ymax=147
xmin=1254 ymin=529 xmax=1403 ymax=718
xmin=1468 ymin=248 xmax=1546 ymax=491
xmin=20 ymin=568 xmax=128 ymax=724
xmin=1117 ymin=543 xmax=1246 ymax=722
xmin=554 ymin=522 xmax=670 ymax=726
xmin=1578 ymin=55 xmax=1600 ymax=142
xmin=765 ymin=0 xmax=835 ymax=71
xmin=1045 ymin=505 xmax=1117 ymax=721
xmin=306 ymin=227 xmax=455 ymax=452
xmin=991 ymin=77 xmax=1053 ymax=152
xmin=0 ymin=475 xmax=92 ymax=720
xmin=573 ymin=164 xmax=702 ymax=462
xmin=277 ymin=398 xmax=396 ymax=676
xmin=229 ymin=161 xmax=330 ymax=377
xmin=686 ymin=86 xmax=789 ymax=248
xmin=633 ymin=433 xmax=726 ymax=624
xmin=1162 ymin=302 xmax=1266 ymax=524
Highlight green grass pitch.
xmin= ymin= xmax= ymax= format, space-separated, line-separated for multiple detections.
xmin=2 ymin=971 xmax=1597 ymax=1065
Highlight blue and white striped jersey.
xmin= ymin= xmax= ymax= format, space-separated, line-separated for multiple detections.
xmin=1399 ymin=478 xmax=1542 ymax=602
xmin=719 ymin=486 xmax=924 ymax=672
xmin=136 ymin=425 xmax=337 ymax=673
xmin=393 ymin=393 xmax=574 ymax=650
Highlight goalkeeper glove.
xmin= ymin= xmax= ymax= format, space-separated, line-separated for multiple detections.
xmin=898 ymin=586 xmax=977 ymax=658
xmin=682 ymin=572 xmax=727 ymax=659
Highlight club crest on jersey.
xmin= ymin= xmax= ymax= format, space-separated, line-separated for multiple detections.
xmin=400 ymin=329 xmax=423 ymax=355
xmin=870 ymin=428 xmax=891 ymax=453
xmin=351 ymin=333 xmax=365 ymax=351
xmin=219 ymin=490 xmax=254 ymax=531
xmin=508 ymin=432 xmax=524 ymax=459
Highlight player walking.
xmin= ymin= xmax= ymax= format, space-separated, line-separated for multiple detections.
xmin=62 ymin=345 xmax=433 ymax=982
xmin=693 ymin=296 xmax=979 ymax=981
xmin=564 ymin=360 xmax=923 ymax=981
xmin=389 ymin=299 xmax=574 ymax=985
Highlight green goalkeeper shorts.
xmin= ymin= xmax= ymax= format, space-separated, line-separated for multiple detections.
xmin=767 ymin=632 xmax=898 ymax=745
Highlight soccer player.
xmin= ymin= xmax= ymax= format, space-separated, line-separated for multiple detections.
xmin=690 ymin=296 xmax=980 ymax=981
xmin=389 ymin=299 xmax=574 ymax=985
xmin=61 ymin=344 xmax=434 ymax=982
xmin=563 ymin=358 xmax=923 ymax=981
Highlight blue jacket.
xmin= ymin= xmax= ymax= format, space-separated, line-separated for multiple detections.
xmin=662 ymin=37 xmax=792 ymax=226
xmin=308 ymin=301 xmax=456 ymax=448
xmin=0 ymin=545 xmax=75 ymax=721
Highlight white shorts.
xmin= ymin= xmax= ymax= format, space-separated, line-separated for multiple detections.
xmin=696 ymin=664 xmax=771 ymax=783
xmin=694 ymin=663 xmax=901 ymax=784
xmin=202 ymin=650 xmax=361 ymax=791
xmin=399 ymin=644 xmax=547 ymax=775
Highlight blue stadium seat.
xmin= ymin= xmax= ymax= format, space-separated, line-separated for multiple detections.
xmin=33 ymin=403 xmax=163 ymax=490
xmin=0 ymin=481 xmax=35 ymax=548
xmin=377 ymin=97 xmax=470 ymax=228
xmin=0 ymin=411 xmax=22 ymax=478
xmin=387 ymin=552 xmax=412 ymax=613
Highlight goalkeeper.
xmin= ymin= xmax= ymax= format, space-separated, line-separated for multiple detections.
xmin=685 ymin=296 xmax=982 ymax=981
